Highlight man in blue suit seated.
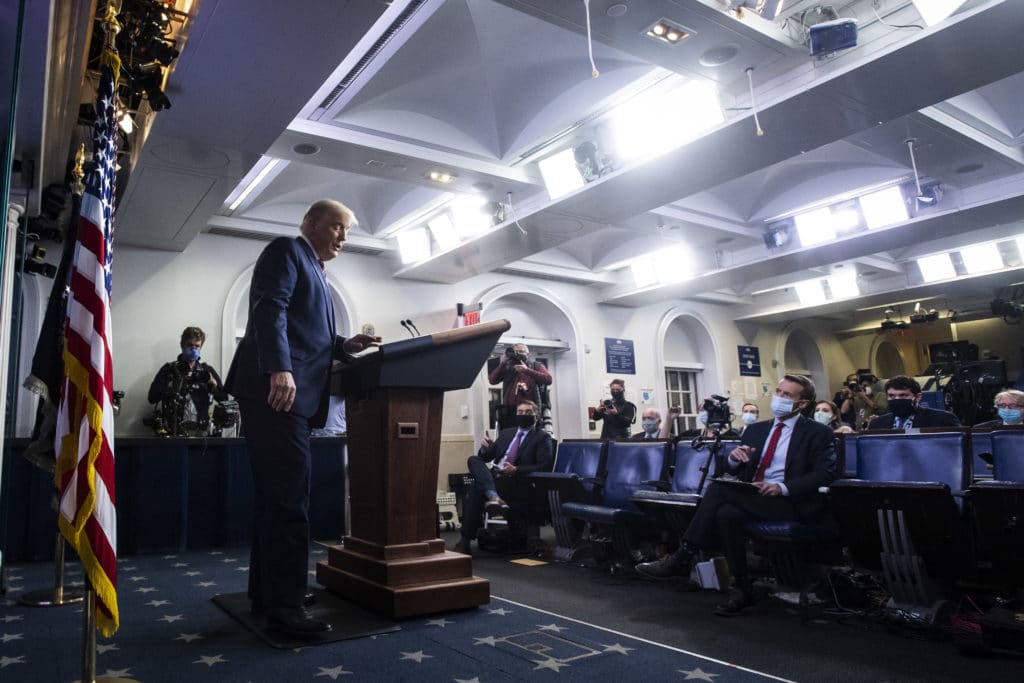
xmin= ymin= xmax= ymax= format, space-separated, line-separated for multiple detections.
xmin=866 ymin=375 xmax=961 ymax=431
xmin=226 ymin=199 xmax=380 ymax=637
xmin=454 ymin=400 xmax=554 ymax=554
xmin=636 ymin=375 xmax=837 ymax=617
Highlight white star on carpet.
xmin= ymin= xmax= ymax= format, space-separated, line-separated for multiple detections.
xmin=96 ymin=643 xmax=118 ymax=654
xmin=185 ymin=571 xmax=201 ymax=577
xmin=127 ymin=576 xmax=147 ymax=582
xmin=473 ymin=635 xmax=501 ymax=647
xmin=315 ymin=664 xmax=353 ymax=679
xmin=221 ymin=558 xmax=236 ymax=563
xmin=159 ymin=614 xmax=184 ymax=623
xmin=197 ymin=581 xmax=217 ymax=587
xmin=678 ymin=667 xmax=719 ymax=681
xmin=100 ymin=668 xmax=132 ymax=677
xmin=161 ymin=554 xmax=177 ymax=560
xmin=454 ymin=678 xmax=481 ymax=683
xmin=0 ymin=633 xmax=23 ymax=643
xmin=208 ymin=551 xmax=223 ymax=555
xmin=136 ymin=587 xmax=157 ymax=593
xmin=488 ymin=607 xmax=512 ymax=616
xmin=0 ymin=655 xmax=25 ymax=668
xmin=172 ymin=562 xmax=189 ymax=568
xmin=146 ymin=600 xmax=170 ymax=607
xmin=176 ymin=633 xmax=203 ymax=643
xmin=533 ymin=657 xmax=569 ymax=672
xmin=308 ymin=569 xmax=316 ymax=576
xmin=601 ymin=643 xmax=634 ymax=655
xmin=121 ymin=565 xmax=137 ymax=572
xmin=399 ymin=650 xmax=433 ymax=663
xmin=426 ymin=617 xmax=451 ymax=627
xmin=1 ymin=616 xmax=22 ymax=623
xmin=538 ymin=623 xmax=568 ymax=632
xmin=194 ymin=654 xmax=227 ymax=667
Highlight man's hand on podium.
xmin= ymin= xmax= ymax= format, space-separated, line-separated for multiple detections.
xmin=343 ymin=333 xmax=382 ymax=354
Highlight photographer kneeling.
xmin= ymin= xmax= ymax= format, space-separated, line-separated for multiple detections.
xmin=147 ymin=326 xmax=228 ymax=436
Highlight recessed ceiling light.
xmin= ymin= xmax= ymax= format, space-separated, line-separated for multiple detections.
xmin=644 ymin=19 xmax=693 ymax=46
xmin=917 ymin=253 xmax=956 ymax=283
xmin=428 ymin=170 xmax=456 ymax=184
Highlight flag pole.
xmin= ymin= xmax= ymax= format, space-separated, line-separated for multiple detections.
xmin=18 ymin=533 xmax=85 ymax=606
xmin=74 ymin=585 xmax=137 ymax=683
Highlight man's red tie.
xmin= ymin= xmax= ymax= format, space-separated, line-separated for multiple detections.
xmin=505 ymin=431 xmax=526 ymax=466
xmin=753 ymin=422 xmax=785 ymax=482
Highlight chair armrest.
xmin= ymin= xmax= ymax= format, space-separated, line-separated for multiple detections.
xmin=643 ymin=479 xmax=671 ymax=491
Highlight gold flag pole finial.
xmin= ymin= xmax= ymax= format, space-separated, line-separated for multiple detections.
xmin=70 ymin=144 xmax=86 ymax=197
xmin=102 ymin=0 xmax=123 ymax=48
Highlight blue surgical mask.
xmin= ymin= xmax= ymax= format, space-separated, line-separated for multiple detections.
xmin=770 ymin=395 xmax=795 ymax=418
xmin=813 ymin=411 xmax=833 ymax=425
xmin=697 ymin=411 xmax=708 ymax=425
xmin=741 ymin=412 xmax=758 ymax=425
xmin=182 ymin=347 xmax=200 ymax=362
xmin=641 ymin=419 xmax=659 ymax=434
xmin=998 ymin=407 xmax=1022 ymax=424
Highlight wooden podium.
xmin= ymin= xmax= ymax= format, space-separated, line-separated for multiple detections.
xmin=316 ymin=319 xmax=510 ymax=618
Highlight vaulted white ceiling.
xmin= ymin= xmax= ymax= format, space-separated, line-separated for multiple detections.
xmin=109 ymin=0 xmax=1024 ymax=330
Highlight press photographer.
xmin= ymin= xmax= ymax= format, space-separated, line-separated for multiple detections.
xmin=146 ymin=326 xmax=229 ymax=436
xmin=488 ymin=343 xmax=552 ymax=431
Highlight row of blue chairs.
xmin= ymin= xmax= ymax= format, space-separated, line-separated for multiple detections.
xmin=521 ymin=428 xmax=1024 ymax=619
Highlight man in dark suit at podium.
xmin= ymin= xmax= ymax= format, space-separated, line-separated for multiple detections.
xmin=226 ymin=199 xmax=379 ymax=636
xmin=455 ymin=400 xmax=554 ymax=554
xmin=636 ymin=375 xmax=837 ymax=616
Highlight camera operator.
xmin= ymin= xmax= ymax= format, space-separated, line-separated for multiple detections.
xmin=489 ymin=343 xmax=551 ymax=431
xmin=592 ymin=378 xmax=637 ymax=440
xmin=147 ymin=326 xmax=227 ymax=436
xmin=839 ymin=373 xmax=880 ymax=430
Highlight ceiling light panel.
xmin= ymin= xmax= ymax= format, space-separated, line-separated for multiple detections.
xmin=427 ymin=214 xmax=459 ymax=252
xmin=827 ymin=272 xmax=859 ymax=300
xmin=644 ymin=18 xmax=693 ymax=46
xmin=610 ymin=80 xmax=723 ymax=163
xmin=911 ymin=0 xmax=968 ymax=26
xmin=859 ymin=186 xmax=908 ymax=229
xmin=631 ymin=258 xmax=657 ymax=288
xmin=397 ymin=227 xmax=431 ymax=264
xmin=538 ymin=148 xmax=585 ymax=200
xmin=917 ymin=253 xmax=956 ymax=283
xmin=795 ymin=280 xmax=827 ymax=306
xmin=959 ymin=242 xmax=1003 ymax=274
xmin=793 ymin=207 xmax=837 ymax=247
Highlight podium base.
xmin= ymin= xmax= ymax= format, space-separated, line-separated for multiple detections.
xmin=316 ymin=541 xmax=490 ymax=618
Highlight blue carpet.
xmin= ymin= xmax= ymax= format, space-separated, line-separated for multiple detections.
xmin=1 ymin=548 xmax=788 ymax=681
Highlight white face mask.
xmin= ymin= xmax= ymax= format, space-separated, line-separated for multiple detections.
xmin=813 ymin=411 xmax=833 ymax=425
xmin=771 ymin=395 xmax=795 ymax=418
xmin=741 ymin=412 xmax=758 ymax=425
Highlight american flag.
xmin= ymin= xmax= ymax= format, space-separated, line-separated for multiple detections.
xmin=54 ymin=52 xmax=120 ymax=636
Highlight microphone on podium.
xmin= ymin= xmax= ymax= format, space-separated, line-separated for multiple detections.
xmin=405 ymin=319 xmax=422 ymax=336
xmin=400 ymin=320 xmax=415 ymax=337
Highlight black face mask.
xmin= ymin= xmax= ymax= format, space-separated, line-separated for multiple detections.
xmin=515 ymin=414 xmax=536 ymax=429
xmin=888 ymin=398 xmax=915 ymax=419
xmin=610 ymin=390 xmax=624 ymax=401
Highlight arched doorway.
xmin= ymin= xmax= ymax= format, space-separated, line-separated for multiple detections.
xmin=656 ymin=310 xmax=721 ymax=435
xmin=874 ymin=339 xmax=905 ymax=380
xmin=782 ymin=328 xmax=825 ymax=392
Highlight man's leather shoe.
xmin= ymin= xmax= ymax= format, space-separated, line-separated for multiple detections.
xmin=484 ymin=497 xmax=508 ymax=514
xmin=303 ymin=592 xmax=316 ymax=608
xmin=714 ymin=587 xmax=756 ymax=617
xmin=453 ymin=539 xmax=471 ymax=555
xmin=265 ymin=607 xmax=332 ymax=635
xmin=635 ymin=555 xmax=691 ymax=579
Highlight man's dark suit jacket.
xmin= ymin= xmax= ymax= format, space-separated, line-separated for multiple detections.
xmin=732 ymin=416 xmax=838 ymax=522
xmin=225 ymin=236 xmax=347 ymax=427
xmin=867 ymin=405 xmax=961 ymax=430
xmin=478 ymin=427 xmax=555 ymax=477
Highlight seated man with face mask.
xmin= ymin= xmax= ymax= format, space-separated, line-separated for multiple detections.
xmin=636 ymin=375 xmax=837 ymax=617
xmin=632 ymin=407 xmax=667 ymax=440
xmin=454 ymin=400 xmax=554 ymax=555
xmin=866 ymin=375 xmax=960 ymax=431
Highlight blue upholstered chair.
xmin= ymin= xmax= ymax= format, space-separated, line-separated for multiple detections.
xmin=990 ymin=428 xmax=1024 ymax=481
xmin=829 ymin=429 xmax=972 ymax=620
xmin=631 ymin=440 xmax=729 ymax=536
xmin=560 ymin=440 xmax=670 ymax=569
xmin=528 ymin=440 xmax=606 ymax=561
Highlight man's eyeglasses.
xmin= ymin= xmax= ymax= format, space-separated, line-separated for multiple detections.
xmin=995 ymin=403 xmax=1023 ymax=410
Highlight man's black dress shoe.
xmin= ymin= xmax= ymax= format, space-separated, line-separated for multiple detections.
xmin=714 ymin=587 xmax=756 ymax=617
xmin=635 ymin=555 xmax=691 ymax=579
xmin=265 ymin=607 xmax=332 ymax=635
